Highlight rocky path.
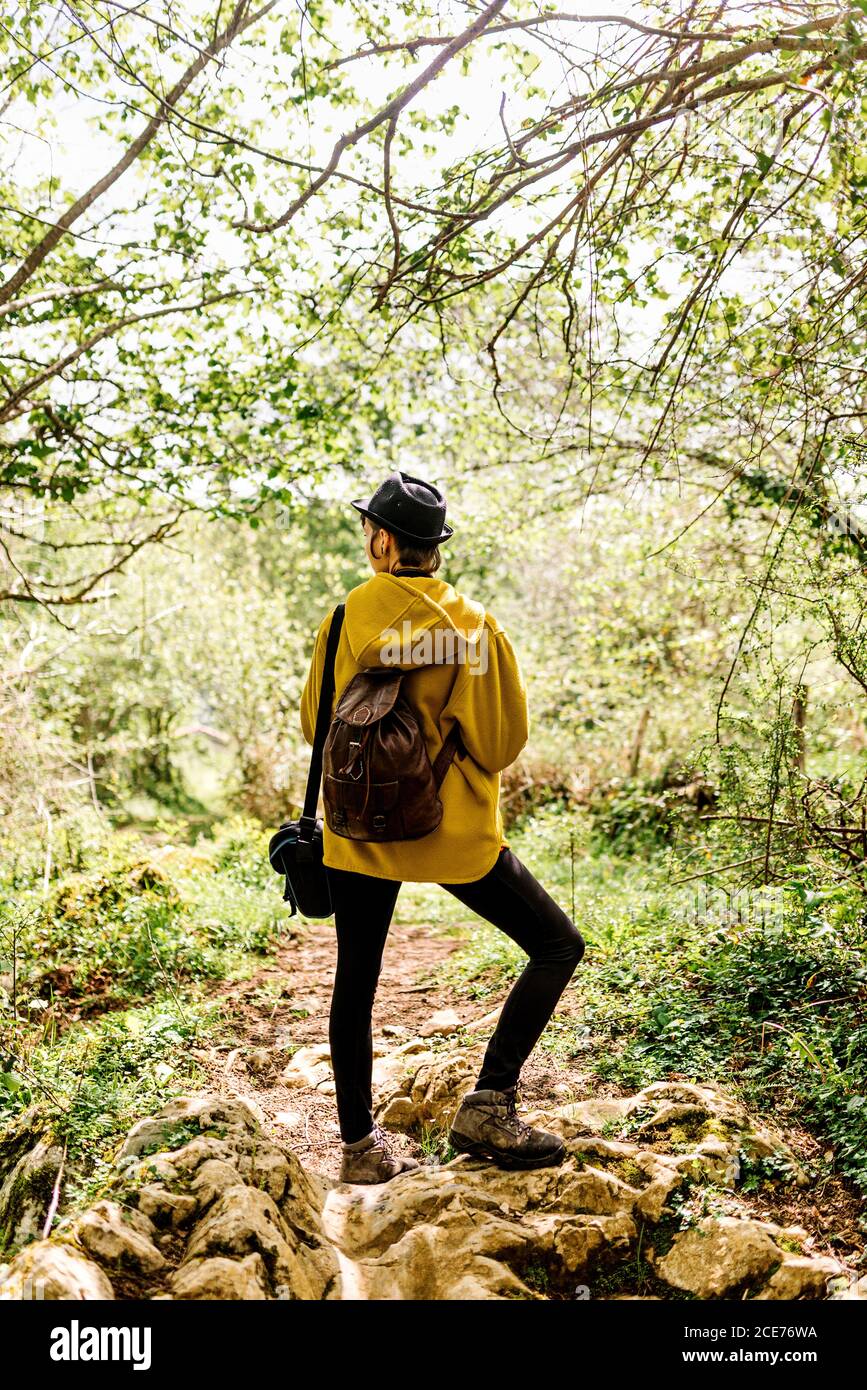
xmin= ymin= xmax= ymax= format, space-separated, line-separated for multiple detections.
xmin=1 ymin=913 xmax=865 ymax=1300
xmin=199 ymin=914 xmax=474 ymax=1178
xmin=197 ymin=913 xmax=600 ymax=1182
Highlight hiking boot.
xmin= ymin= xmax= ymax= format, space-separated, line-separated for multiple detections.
xmin=448 ymin=1084 xmax=565 ymax=1170
xmin=339 ymin=1123 xmax=421 ymax=1185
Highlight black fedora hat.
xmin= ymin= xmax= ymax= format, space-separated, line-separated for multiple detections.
xmin=351 ymin=470 xmax=454 ymax=544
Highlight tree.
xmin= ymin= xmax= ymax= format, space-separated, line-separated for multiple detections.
xmin=4 ymin=0 xmax=867 ymax=631
xmin=0 ymin=0 xmax=393 ymax=611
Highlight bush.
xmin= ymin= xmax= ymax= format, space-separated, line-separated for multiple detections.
xmin=204 ymin=814 xmax=273 ymax=891
xmin=1 ymin=822 xmax=286 ymax=1019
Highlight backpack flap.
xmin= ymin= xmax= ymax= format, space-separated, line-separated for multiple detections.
xmin=334 ymin=668 xmax=404 ymax=726
xmin=332 ymin=669 xmax=404 ymax=781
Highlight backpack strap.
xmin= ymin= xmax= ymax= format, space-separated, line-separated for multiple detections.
xmin=299 ymin=603 xmax=345 ymax=842
xmin=431 ymin=723 xmax=466 ymax=789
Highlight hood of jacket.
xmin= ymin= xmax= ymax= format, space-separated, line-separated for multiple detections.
xmin=343 ymin=572 xmax=487 ymax=670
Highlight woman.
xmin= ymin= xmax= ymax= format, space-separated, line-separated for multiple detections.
xmin=300 ymin=470 xmax=585 ymax=1185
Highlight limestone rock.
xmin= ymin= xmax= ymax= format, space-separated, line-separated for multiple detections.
xmin=464 ymin=1006 xmax=503 ymax=1034
xmin=0 ymin=1106 xmax=64 ymax=1251
xmin=655 ymin=1215 xmax=782 ymax=1297
xmin=74 ymin=1200 xmax=166 ymax=1276
xmin=0 ymin=1067 xmax=840 ymax=1303
xmin=571 ymin=1137 xmax=644 ymax=1161
xmin=0 ymin=1240 xmax=114 ymax=1300
xmin=633 ymin=1166 xmax=684 ymax=1222
xmin=543 ymin=1096 xmax=635 ymax=1136
xmin=321 ymin=1157 xmax=638 ymax=1298
xmin=272 ymin=1110 xmax=303 ymax=1130
xmin=170 ymin=1254 xmax=270 ymax=1300
xmin=671 ymin=1137 xmax=739 ymax=1186
xmin=118 ymin=1096 xmax=262 ymax=1162
xmin=390 ymin=1039 xmax=434 ymax=1058
xmin=371 ymin=1044 xmax=435 ymax=1099
xmin=636 ymin=1084 xmax=805 ymax=1183
xmin=754 ymin=1254 xmax=843 ymax=1300
xmin=552 ymin=1211 xmax=636 ymax=1277
xmin=48 ymin=1092 xmax=340 ymax=1301
xmin=191 ymin=1158 xmax=247 ymax=1211
xmin=376 ymin=1096 xmax=417 ymax=1127
xmin=738 ymin=1128 xmax=811 ymax=1187
xmin=536 ymin=1080 xmax=804 ymax=1189
xmin=281 ymin=1044 xmax=334 ymax=1091
xmin=374 ymin=1052 xmax=478 ymax=1131
xmin=419 ymin=1008 xmax=462 ymax=1038
xmin=183 ymin=1184 xmax=323 ymax=1299
xmin=243 ymin=1047 xmax=281 ymax=1075
xmin=135 ymin=1184 xmax=199 ymax=1230
xmin=149 ymin=1136 xmax=236 ymax=1176
xmin=277 ymin=1035 xmax=486 ymax=1135
xmin=639 ymin=1080 xmax=747 ymax=1125
xmin=237 ymin=1144 xmax=294 ymax=1204
xmin=828 ymin=1272 xmax=867 ymax=1300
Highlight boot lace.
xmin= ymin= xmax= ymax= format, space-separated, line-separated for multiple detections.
xmin=369 ymin=1122 xmax=394 ymax=1153
xmin=503 ymin=1086 xmax=535 ymax=1140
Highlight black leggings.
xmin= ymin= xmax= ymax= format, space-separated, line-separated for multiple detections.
xmin=325 ymin=847 xmax=586 ymax=1143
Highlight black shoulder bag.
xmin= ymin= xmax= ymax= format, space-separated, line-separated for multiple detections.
xmin=268 ymin=603 xmax=345 ymax=916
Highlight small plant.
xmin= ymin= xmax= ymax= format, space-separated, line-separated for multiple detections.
xmin=520 ymin=1261 xmax=551 ymax=1294
xmin=416 ymin=1120 xmax=452 ymax=1165
xmin=736 ymin=1149 xmax=802 ymax=1193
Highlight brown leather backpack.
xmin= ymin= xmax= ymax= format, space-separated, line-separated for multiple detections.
xmin=322 ymin=665 xmax=466 ymax=841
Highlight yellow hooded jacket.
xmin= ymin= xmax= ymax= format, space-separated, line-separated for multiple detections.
xmin=299 ymin=571 xmax=529 ymax=883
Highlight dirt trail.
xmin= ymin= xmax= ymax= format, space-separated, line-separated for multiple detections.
xmin=194 ymin=914 xmax=864 ymax=1268
xmin=200 ymin=914 xmax=590 ymax=1175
